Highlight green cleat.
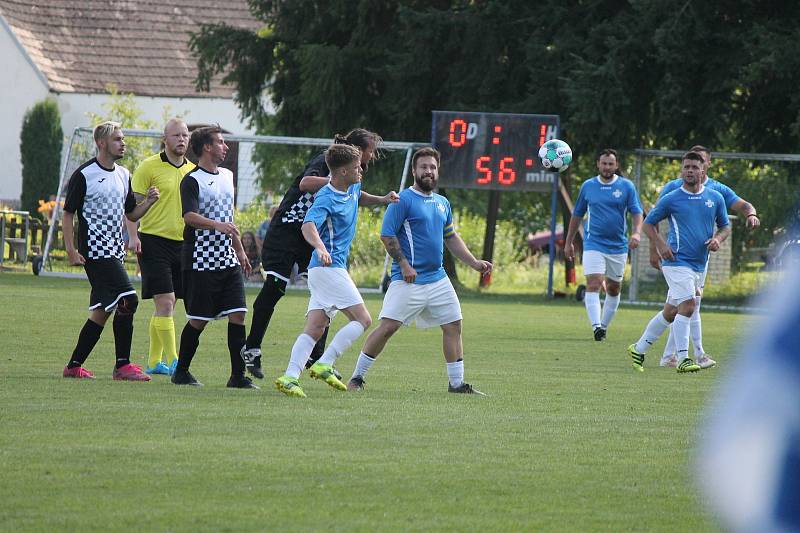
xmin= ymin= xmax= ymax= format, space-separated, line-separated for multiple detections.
xmin=309 ymin=362 xmax=347 ymax=391
xmin=677 ymin=358 xmax=701 ymax=373
xmin=628 ymin=344 xmax=645 ymax=372
xmin=275 ymin=375 xmax=307 ymax=398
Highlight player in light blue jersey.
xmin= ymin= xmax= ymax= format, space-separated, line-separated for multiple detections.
xmin=346 ymin=147 xmax=493 ymax=395
xmin=275 ymin=144 xmax=398 ymax=398
xmin=652 ymin=145 xmax=760 ymax=369
xmin=629 ymin=151 xmax=731 ymax=373
xmin=565 ymin=149 xmax=643 ymax=341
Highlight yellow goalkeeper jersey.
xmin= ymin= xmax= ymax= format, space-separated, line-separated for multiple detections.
xmin=131 ymin=152 xmax=195 ymax=241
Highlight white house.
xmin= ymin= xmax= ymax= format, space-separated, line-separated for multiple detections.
xmin=0 ymin=0 xmax=268 ymax=208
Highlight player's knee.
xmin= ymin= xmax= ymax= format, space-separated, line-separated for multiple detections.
xmin=606 ymin=281 xmax=622 ymax=296
xmin=359 ymin=315 xmax=373 ymax=330
xmin=117 ymin=294 xmax=139 ymax=315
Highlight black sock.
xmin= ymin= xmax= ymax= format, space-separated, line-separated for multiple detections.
xmin=306 ymin=326 xmax=330 ymax=368
xmin=177 ymin=322 xmax=203 ymax=371
xmin=68 ymin=319 xmax=104 ymax=368
xmin=228 ymin=322 xmax=247 ymax=376
xmin=245 ymin=276 xmax=286 ymax=349
xmin=113 ymin=312 xmax=134 ymax=369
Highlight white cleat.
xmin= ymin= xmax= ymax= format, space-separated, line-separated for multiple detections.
xmin=696 ymin=354 xmax=717 ymax=369
xmin=659 ymin=354 xmax=679 ymax=368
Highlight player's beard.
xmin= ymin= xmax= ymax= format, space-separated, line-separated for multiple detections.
xmin=415 ymin=174 xmax=436 ymax=192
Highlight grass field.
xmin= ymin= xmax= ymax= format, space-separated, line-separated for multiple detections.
xmin=0 ymin=272 xmax=743 ymax=531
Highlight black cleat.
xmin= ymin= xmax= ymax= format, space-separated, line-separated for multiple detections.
xmin=227 ymin=374 xmax=260 ymax=389
xmin=347 ymin=375 xmax=366 ymax=391
xmin=249 ymin=355 xmax=264 ymax=379
xmin=593 ymin=327 xmax=607 ymax=341
xmin=240 ymin=347 xmax=264 ymax=379
xmin=448 ymin=382 xmax=486 ymax=396
xmin=171 ymin=368 xmax=203 ymax=386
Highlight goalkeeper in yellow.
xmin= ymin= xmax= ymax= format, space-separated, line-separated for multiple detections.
xmin=128 ymin=118 xmax=194 ymax=375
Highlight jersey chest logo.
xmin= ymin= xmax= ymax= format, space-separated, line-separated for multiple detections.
xmin=612 ymin=189 xmax=622 ymax=198
xmin=705 ymin=199 xmax=714 ymax=208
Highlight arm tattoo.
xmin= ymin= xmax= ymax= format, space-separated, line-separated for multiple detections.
xmin=384 ymin=237 xmax=407 ymax=263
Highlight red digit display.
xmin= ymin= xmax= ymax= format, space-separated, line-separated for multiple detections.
xmin=498 ymin=157 xmax=516 ymax=185
xmin=433 ymin=111 xmax=560 ymax=191
xmin=449 ymin=119 xmax=467 ymax=147
xmin=476 ymin=156 xmax=492 ymax=184
xmin=492 ymin=125 xmax=502 ymax=145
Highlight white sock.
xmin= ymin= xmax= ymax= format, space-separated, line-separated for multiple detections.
xmin=446 ymin=359 xmax=464 ymax=388
xmin=318 ymin=321 xmax=365 ymax=366
xmin=690 ymin=297 xmax=705 ymax=356
xmin=584 ymin=291 xmax=602 ymax=328
xmin=286 ymin=333 xmax=316 ymax=379
xmin=634 ymin=312 xmax=670 ymax=353
xmin=672 ymin=314 xmax=691 ymax=360
xmin=351 ymin=352 xmax=376 ymax=379
xmin=601 ymin=294 xmax=620 ymax=328
xmin=663 ymin=325 xmax=677 ymax=359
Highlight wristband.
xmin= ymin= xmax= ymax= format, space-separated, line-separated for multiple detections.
xmin=747 ymin=213 xmax=759 ymax=219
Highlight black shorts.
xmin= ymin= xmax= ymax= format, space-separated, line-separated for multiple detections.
xmin=138 ymin=232 xmax=183 ymax=299
xmin=183 ymin=267 xmax=247 ymax=321
xmin=260 ymin=223 xmax=313 ymax=281
xmin=84 ymin=258 xmax=137 ymax=312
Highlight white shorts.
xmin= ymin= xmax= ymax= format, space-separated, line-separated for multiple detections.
xmin=582 ymin=250 xmax=628 ymax=282
xmin=306 ymin=267 xmax=364 ymax=319
xmin=379 ymin=276 xmax=462 ymax=329
xmin=662 ymin=266 xmax=703 ymax=306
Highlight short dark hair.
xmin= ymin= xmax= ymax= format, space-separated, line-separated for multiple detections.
xmin=189 ymin=125 xmax=223 ymax=156
xmin=689 ymin=145 xmax=711 ymax=157
xmin=412 ymin=147 xmax=440 ymax=169
xmin=597 ymin=148 xmax=618 ymax=161
xmin=325 ymin=143 xmax=362 ymax=171
xmin=683 ymin=151 xmax=705 ymax=163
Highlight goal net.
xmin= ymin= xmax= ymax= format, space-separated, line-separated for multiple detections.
xmin=625 ymin=149 xmax=800 ymax=311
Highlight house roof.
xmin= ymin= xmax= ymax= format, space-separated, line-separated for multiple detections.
xmin=0 ymin=0 xmax=262 ymax=98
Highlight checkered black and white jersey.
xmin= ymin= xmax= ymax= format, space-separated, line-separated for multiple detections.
xmin=180 ymin=166 xmax=240 ymax=271
xmin=63 ymin=158 xmax=135 ymax=261
xmin=271 ymin=152 xmax=329 ymax=227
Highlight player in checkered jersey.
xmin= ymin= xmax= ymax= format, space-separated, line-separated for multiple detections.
xmin=171 ymin=126 xmax=257 ymax=389
xmin=62 ymin=122 xmax=160 ymax=381
xmin=240 ymin=129 xmax=383 ymax=380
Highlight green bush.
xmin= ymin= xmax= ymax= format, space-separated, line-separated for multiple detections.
xmin=19 ymin=99 xmax=62 ymax=216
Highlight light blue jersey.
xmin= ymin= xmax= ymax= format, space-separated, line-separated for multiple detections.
xmin=381 ymin=187 xmax=455 ymax=285
xmin=645 ymin=185 xmax=730 ymax=272
xmin=573 ymin=175 xmax=643 ymax=254
xmin=303 ymin=182 xmax=362 ymax=269
xmin=660 ymin=175 xmax=741 ymax=210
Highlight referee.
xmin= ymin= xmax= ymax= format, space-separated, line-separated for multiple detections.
xmin=130 ymin=118 xmax=194 ymax=375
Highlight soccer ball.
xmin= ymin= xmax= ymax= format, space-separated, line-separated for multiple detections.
xmin=539 ymin=139 xmax=573 ymax=172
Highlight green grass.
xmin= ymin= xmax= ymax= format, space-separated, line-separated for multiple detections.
xmin=0 ymin=272 xmax=741 ymax=532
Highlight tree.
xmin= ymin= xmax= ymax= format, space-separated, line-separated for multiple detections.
xmin=189 ymin=0 xmax=800 ymax=238
xmin=19 ymin=99 xmax=62 ymax=216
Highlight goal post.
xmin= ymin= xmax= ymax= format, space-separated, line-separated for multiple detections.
xmin=39 ymin=127 xmax=425 ymax=290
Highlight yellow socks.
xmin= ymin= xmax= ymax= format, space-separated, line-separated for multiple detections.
xmin=148 ymin=316 xmax=163 ymax=368
xmin=153 ymin=316 xmax=178 ymax=366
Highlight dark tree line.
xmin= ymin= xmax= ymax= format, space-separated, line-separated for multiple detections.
xmin=191 ymin=0 xmax=800 ymax=155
